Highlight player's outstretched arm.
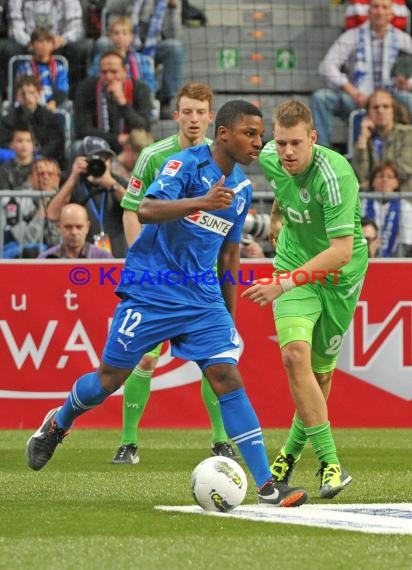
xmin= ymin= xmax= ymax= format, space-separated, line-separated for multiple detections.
xmin=242 ymin=235 xmax=354 ymax=307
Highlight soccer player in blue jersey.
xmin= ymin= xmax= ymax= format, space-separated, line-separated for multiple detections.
xmin=26 ymin=100 xmax=309 ymax=507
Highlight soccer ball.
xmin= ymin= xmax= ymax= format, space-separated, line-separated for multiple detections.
xmin=191 ymin=456 xmax=248 ymax=512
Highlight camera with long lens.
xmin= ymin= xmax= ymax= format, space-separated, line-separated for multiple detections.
xmin=86 ymin=155 xmax=106 ymax=178
xmin=242 ymin=212 xmax=270 ymax=241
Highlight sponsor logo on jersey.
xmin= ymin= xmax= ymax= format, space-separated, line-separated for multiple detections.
xmin=162 ymin=160 xmax=182 ymax=176
xmin=128 ymin=177 xmax=142 ymax=195
xmin=299 ymin=188 xmax=311 ymax=203
xmin=185 ymin=210 xmax=234 ymax=236
xmin=236 ymin=196 xmax=246 ymax=215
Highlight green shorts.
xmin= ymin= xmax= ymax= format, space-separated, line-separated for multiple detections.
xmin=274 ymin=279 xmax=363 ymax=373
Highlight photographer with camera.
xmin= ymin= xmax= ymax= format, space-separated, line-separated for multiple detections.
xmin=46 ymin=136 xmax=128 ymax=257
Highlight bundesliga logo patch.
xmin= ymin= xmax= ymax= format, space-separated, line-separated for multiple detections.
xmin=128 ymin=177 xmax=143 ymax=194
xmin=162 ymin=160 xmax=182 ymax=176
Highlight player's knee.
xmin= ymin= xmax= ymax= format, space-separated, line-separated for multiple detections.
xmin=204 ymin=363 xmax=243 ymax=395
xmin=139 ymin=354 xmax=158 ymax=371
xmin=281 ymin=342 xmax=310 ymax=372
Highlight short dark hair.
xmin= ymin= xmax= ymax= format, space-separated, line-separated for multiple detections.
xmin=361 ymin=216 xmax=379 ymax=233
xmin=30 ymin=27 xmax=53 ymax=43
xmin=99 ymin=50 xmax=125 ymax=67
xmin=15 ymin=74 xmax=41 ymax=93
xmin=214 ymin=100 xmax=262 ymax=136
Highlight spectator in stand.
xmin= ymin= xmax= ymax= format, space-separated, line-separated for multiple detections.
xmin=104 ymin=0 xmax=184 ymax=119
xmin=1 ymin=156 xmax=61 ymax=258
xmin=361 ymin=160 xmax=412 ymax=256
xmin=0 ymin=0 xmax=91 ymax=99
xmin=89 ymin=16 xmax=159 ymax=121
xmin=0 ymin=127 xmax=35 ymax=191
xmin=46 ymin=136 xmax=128 ymax=258
xmin=14 ymin=27 xmax=69 ymax=110
xmin=89 ymin=16 xmax=157 ymax=95
xmin=0 ymin=76 xmax=65 ymax=168
xmin=352 ymin=88 xmax=412 ymax=191
xmin=38 ymin=203 xmax=113 ymax=259
xmin=345 ymin=0 xmax=410 ymax=30
xmin=74 ymin=50 xmax=152 ymax=155
xmin=312 ymin=0 xmax=412 ymax=148
xmin=361 ymin=216 xmax=381 ymax=257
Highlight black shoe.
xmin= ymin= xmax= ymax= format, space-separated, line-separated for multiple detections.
xmin=258 ymin=477 xmax=309 ymax=507
xmin=111 ymin=444 xmax=139 ymax=465
xmin=211 ymin=441 xmax=239 ymax=460
xmin=26 ymin=407 xmax=69 ymax=471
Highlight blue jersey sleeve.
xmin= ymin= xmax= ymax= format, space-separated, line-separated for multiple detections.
xmin=144 ymin=151 xmax=196 ymax=200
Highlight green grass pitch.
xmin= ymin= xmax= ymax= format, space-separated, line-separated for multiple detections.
xmin=0 ymin=428 xmax=411 ymax=570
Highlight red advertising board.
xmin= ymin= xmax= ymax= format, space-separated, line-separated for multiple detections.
xmin=0 ymin=259 xmax=411 ymax=429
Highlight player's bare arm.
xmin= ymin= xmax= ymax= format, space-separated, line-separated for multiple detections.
xmin=242 ymin=235 xmax=354 ymax=307
xmin=122 ymin=208 xmax=142 ymax=247
xmin=269 ymin=199 xmax=283 ymax=247
xmin=218 ymin=240 xmax=240 ymax=318
xmin=138 ymin=175 xmax=234 ymax=223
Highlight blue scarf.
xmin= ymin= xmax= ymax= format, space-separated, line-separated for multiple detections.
xmin=366 ymin=198 xmax=400 ymax=257
xmin=353 ymin=22 xmax=398 ymax=95
xmin=133 ymin=0 xmax=168 ymax=59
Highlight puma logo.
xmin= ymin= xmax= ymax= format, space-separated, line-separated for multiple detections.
xmin=158 ymin=179 xmax=169 ymax=191
xmin=201 ymin=176 xmax=213 ymax=190
xmin=117 ymin=337 xmax=132 ymax=351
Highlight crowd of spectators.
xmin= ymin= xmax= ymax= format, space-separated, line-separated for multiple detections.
xmin=0 ymin=0 xmax=412 ymax=259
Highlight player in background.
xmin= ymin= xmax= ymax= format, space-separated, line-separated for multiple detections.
xmin=243 ymin=100 xmax=368 ymax=498
xmin=114 ymin=83 xmax=237 ymax=465
xmin=26 ymin=99 xmax=309 ymax=507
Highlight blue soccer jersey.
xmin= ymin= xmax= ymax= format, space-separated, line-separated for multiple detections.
xmin=116 ymin=144 xmax=253 ymax=306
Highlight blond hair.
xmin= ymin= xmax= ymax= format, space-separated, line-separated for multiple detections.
xmin=273 ymin=100 xmax=314 ymax=133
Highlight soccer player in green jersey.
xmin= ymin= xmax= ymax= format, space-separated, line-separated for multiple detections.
xmin=243 ymin=100 xmax=368 ymax=498
xmin=112 ymin=82 xmax=237 ymax=464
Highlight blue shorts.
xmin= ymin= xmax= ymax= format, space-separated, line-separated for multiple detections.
xmin=102 ymin=296 xmax=240 ymax=371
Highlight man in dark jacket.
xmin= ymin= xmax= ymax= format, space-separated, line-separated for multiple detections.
xmin=74 ymin=50 xmax=152 ymax=154
xmin=0 ymin=76 xmax=65 ymax=167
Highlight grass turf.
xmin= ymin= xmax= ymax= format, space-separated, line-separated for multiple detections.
xmin=0 ymin=428 xmax=411 ymax=570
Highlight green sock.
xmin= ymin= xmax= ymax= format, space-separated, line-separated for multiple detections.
xmin=120 ymin=367 xmax=152 ymax=446
xmin=304 ymin=421 xmax=339 ymax=465
xmin=283 ymin=414 xmax=308 ymax=459
xmin=200 ymin=374 xmax=228 ymax=444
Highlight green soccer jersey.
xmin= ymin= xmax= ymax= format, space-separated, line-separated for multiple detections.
xmin=121 ymin=134 xmax=213 ymax=212
xmin=259 ymin=141 xmax=368 ymax=286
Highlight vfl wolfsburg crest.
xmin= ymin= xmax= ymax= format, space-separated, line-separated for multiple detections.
xmin=299 ymin=188 xmax=310 ymax=203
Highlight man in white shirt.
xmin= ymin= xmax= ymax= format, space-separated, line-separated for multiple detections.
xmin=312 ymin=0 xmax=412 ymax=147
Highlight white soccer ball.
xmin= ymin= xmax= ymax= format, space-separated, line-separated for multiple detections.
xmin=190 ymin=456 xmax=248 ymax=512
